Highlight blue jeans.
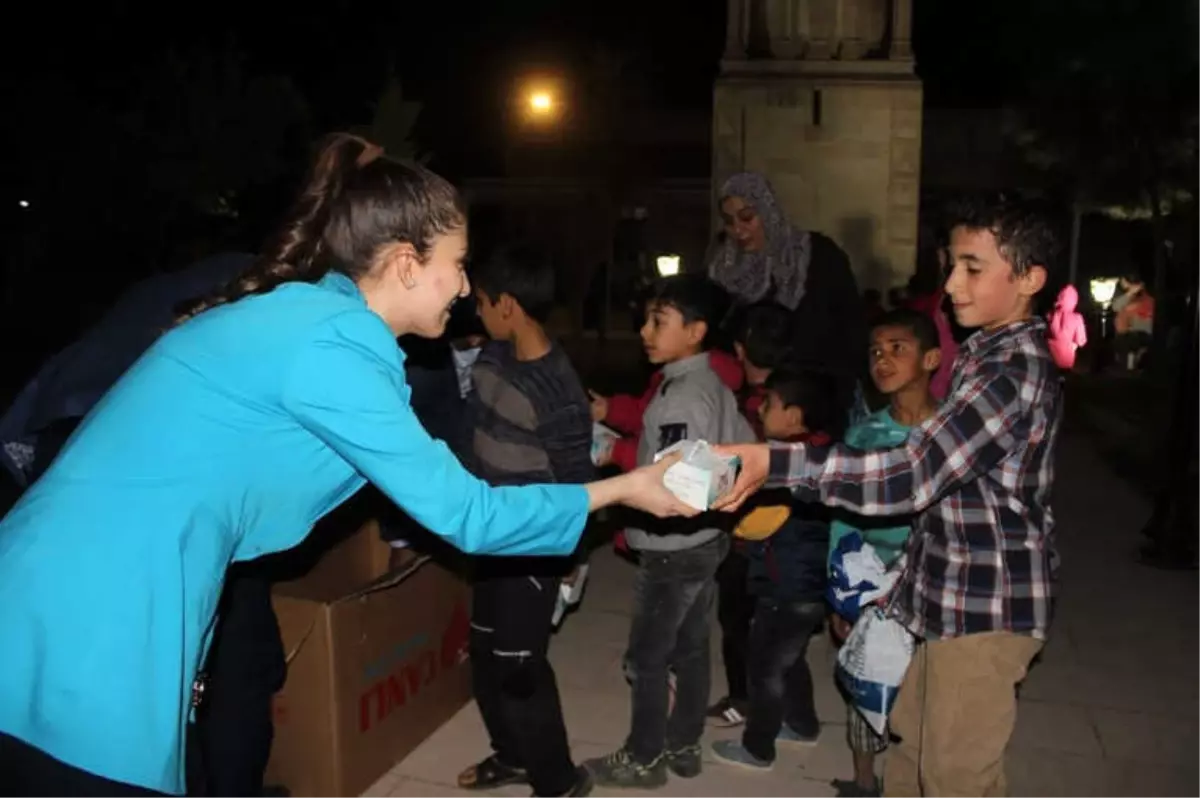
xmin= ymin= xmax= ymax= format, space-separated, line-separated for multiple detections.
xmin=741 ymin=599 xmax=825 ymax=762
xmin=624 ymin=536 xmax=729 ymax=763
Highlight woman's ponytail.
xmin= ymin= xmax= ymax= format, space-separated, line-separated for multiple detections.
xmin=175 ymin=133 xmax=378 ymax=323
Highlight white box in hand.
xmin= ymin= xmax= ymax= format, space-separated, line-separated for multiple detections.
xmin=654 ymin=439 xmax=742 ymax=512
xmin=592 ymin=423 xmax=621 ymax=466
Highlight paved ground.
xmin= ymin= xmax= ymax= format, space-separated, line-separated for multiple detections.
xmin=363 ymin=428 xmax=1198 ymax=797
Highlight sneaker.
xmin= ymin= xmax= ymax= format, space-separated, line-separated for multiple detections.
xmin=705 ymin=696 xmax=747 ymax=727
xmin=582 ymin=748 xmax=668 ymax=789
xmin=776 ymin=723 xmax=820 ymax=747
xmin=664 ymin=745 xmax=702 ymax=778
xmin=710 ymin=739 xmax=772 ymax=771
xmin=536 ymin=766 xmax=594 ymax=797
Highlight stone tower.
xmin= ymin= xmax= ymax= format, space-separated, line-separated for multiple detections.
xmin=713 ymin=0 xmax=921 ymax=291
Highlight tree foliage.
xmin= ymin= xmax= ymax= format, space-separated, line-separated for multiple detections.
xmin=1005 ymin=0 xmax=1198 ymax=218
xmin=355 ymin=74 xmax=426 ymax=162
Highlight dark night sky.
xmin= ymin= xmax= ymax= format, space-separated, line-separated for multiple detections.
xmin=1 ymin=0 xmax=1193 ymax=183
xmin=1 ymin=0 xmax=1056 ymax=165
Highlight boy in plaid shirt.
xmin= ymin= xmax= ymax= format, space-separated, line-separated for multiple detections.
xmin=717 ymin=193 xmax=1062 ymax=796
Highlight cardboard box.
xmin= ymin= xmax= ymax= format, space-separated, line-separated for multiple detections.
xmin=264 ymin=519 xmax=473 ymax=797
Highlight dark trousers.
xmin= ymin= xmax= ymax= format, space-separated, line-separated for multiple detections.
xmin=471 ymin=564 xmax=576 ymax=797
xmin=625 ymin=536 xmax=729 ymax=763
xmin=0 ymin=732 xmax=164 ymax=797
xmin=189 ymin=570 xmax=286 ymax=797
xmin=715 ymin=547 xmax=756 ymax=703
xmin=741 ymin=599 xmax=825 ymax=762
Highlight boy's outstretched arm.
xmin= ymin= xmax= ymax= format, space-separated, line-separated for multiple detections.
xmin=724 ymin=367 xmax=1033 ymax=517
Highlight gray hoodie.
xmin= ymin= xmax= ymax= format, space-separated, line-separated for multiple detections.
xmin=624 ymin=353 xmax=756 ymax=552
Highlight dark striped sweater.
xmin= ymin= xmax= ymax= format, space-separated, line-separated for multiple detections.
xmin=466 ymin=340 xmax=594 ymax=490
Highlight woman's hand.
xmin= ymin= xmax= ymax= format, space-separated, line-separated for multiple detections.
xmin=585 ymin=454 xmax=697 ymax=518
xmin=588 ymin=390 xmax=609 ymax=423
xmin=620 ymin=454 xmax=698 ymax=518
xmin=710 ymin=443 xmax=771 ymax=512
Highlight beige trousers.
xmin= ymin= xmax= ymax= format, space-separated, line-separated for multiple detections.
xmin=883 ymin=632 xmax=1043 ymax=797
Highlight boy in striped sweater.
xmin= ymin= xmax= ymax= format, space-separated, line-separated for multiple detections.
xmin=455 ymin=243 xmax=594 ymax=798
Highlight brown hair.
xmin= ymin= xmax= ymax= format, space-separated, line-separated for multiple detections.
xmin=176 ymin=132 xmax=465 ymax=322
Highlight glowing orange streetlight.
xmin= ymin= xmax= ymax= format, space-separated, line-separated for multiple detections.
xmin=529 ymin=91 xmax=553 ymax=114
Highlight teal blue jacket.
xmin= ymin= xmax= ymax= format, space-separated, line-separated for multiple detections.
xmin=0 ymin=271 xmax=588 ymax=793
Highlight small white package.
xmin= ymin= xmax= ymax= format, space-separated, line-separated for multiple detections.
xmin=551 ymin=563 xmax=590 ymax=628
xmin=653 ymin=439 xmax=742 ymax=511
xmin=592 ymin=423 xmax=621 ymax=466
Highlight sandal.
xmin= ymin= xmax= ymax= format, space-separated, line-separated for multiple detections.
xmin=457 ymin=754 xmax=529 ymax=790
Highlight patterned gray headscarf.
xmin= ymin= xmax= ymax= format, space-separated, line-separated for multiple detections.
xmin=708 ymin=172 xmax=811 ymax=311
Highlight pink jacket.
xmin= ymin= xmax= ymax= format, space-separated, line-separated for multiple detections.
xmin=1048 ymin=285 xmax=1087 ymax=370
xmin=907 ymin=291 xmax=959 ymax=400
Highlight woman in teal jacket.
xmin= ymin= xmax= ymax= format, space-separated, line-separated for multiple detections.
xmin=0 ymin=134 xmax=692 ymax=796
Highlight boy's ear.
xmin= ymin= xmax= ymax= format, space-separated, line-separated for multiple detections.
xmin=734 ymin=341 xmax=747 ymax=362
xmin=923 ymin=347 xmax=942 ymax=373
xmin=1018 ymin=264 xmax=1048 ymax=299
xmin=785 ymin=404 xmax=807 ymax=433
xmin=685 ymin=319 xmax=708 ymax=347
xmin=498 ymin=292 xmax=516 ymax=319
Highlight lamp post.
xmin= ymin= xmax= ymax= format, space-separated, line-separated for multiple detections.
xmin=1132 ymin=241 xmax=1200 ymax=566
xmin=1089 ymin=277 xmax=1119 ymax=338
xmin=529 ymin=91 xmax=553 ymax=115
xmin=655 ymin=255 xmax=681 ymax=277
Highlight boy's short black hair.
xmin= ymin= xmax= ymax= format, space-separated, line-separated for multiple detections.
xmin=648 ymin=275 xmax=732 ymax=347
xmin=471 ymin=241 xmax=556 ymax=323
xmin=764 ymin=369 xmax=841 ymax=439
xmin=447 ymin=294 xmax=487 ymax=339
xmin=944 ymin=191 xmax=1059 ymax=279
xmin=872 ymin=308 xmax=941 ymax=354
xmin=728 ymin=301 xmax=794 ymax=370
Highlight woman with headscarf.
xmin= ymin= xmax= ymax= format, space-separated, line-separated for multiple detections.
xmin=708 ymin=172 xmax=868 ymax=421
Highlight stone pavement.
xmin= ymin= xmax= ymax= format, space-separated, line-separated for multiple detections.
xmin=363 ymin=429 xmax=1199 ymax=797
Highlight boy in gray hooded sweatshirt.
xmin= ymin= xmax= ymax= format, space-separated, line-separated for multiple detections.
xmin=584 ymin=275 xmax=755 ymax=789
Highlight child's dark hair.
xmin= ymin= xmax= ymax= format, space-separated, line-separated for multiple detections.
xmin=943 ymin=191 xmax=1058 ymax=279
xmin=872 ymin=308 xmax=941 ymax=354
xmin=764 ymin=369 xmax=841 ymax=439
xmin=447 ymin=294 xmax=487 ymax=339
xmin=177 ymin=132 xmax=465 ymax=322
xmin=730 ymin=301 xmax=794 ymax=370
xmin=648 ymin=275 xmax=732 ymax=347
xmin=471 ymin=241 xmax=556 ymax=323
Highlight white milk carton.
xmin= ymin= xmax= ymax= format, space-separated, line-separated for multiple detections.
xmin=592 ymin=423 xmax=621 ymax=466
xmin=653 ymin=439 xmax=742 ymax=512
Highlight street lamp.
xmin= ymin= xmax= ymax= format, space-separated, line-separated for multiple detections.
xmin=656 ymin=255 xmax=681 ymax=277
xmin=1090 ymin=277 xmax=1119 ymax=337
xmin=1089 ymin=277 xmax=1118 ymax=306
xmin=529 ymin=92 xmax=553 ymax=114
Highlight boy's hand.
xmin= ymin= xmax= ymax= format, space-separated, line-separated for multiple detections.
xmin=711 ymin=443 xmax=771 ymax=512
xmin=588 ymin=390 xmax=609 ymax=422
